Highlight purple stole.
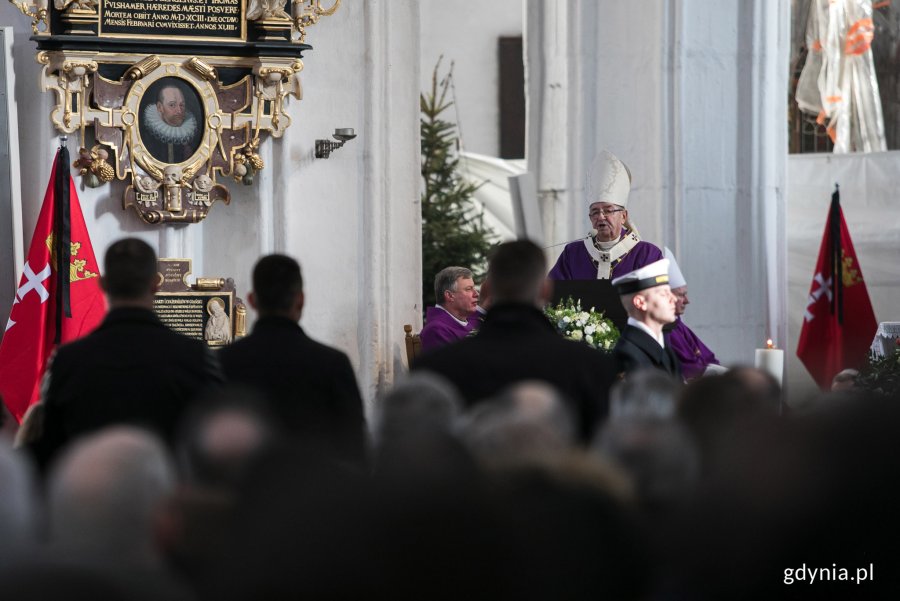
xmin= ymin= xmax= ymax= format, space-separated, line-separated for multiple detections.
xmin=548 ymin=237 xmax=663 ymax=280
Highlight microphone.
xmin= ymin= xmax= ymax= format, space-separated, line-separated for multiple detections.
xmin=543 ymin=229 xmax=597 ymax=250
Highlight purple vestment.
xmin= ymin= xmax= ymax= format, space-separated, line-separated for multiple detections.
xmin=666 ymin=317 xmax=719 ymax=379
xmin=420 ymin=306 xmax=474 ymax=352
xmin=468 ymin=306 xmax=488 ymax=331
xmin=548 ymin=238 xmax=663 ymax=280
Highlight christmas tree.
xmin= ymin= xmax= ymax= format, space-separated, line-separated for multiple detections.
xmin=420 ymin=60 xmax=494 ymax=309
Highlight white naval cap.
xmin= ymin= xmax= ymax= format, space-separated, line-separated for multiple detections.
xmin=611 ymin=258 xmax=671 ymax=295
xmin=586 ymin=150 xmax=631 ymax=209
xmin=664 ymin=247 xmax=687 ymax=289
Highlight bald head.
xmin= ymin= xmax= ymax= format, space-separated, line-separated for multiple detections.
xmin=48 ymin=427 xmax=175 ymax=563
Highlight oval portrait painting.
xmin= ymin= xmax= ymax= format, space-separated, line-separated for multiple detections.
xmin=139 ymin=77 xmax=204 ymax=164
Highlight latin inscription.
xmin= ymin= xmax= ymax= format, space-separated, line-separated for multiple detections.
xmin=153 ymin=295 xmax=205 ymax=339
xmin=100 ymin=0 xmax=244 ymax=40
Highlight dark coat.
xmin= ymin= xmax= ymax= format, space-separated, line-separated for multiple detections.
xmin=218 ymin=316 xmax=366 ymax=465
xmin=411 ymin=303 xmax=618 ymax=442
xmin=38 ymin=307 xmax=222 ymax=464
xmin=613 ymin=325 xmax=683 ymax=380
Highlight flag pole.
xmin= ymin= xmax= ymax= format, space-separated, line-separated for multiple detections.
xmin=53 ymin=135 xmax=72 ymax=343
xmin=830 ymin=182 xmax=843 ymax=325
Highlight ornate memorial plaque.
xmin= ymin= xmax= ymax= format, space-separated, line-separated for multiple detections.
xmin=99 ymin=0 xmax=246 ymax=41
xmin=8 ymin=0 xmax=341 ymax=224
xmin=154 ymin=258 xmax=247 ymax=347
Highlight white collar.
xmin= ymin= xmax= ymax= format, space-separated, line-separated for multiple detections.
xmin=582 ymin=229 xmax=642 ymax=279
xmin=436 ymin=304 xmax=468 ymax=327
xmin=143 ymin=104 xmax=198 ymax=145
xmin=627 ymin=316 xmax=665 ymax=348
xmin=596 ymin=237 xmax=618 ymax=251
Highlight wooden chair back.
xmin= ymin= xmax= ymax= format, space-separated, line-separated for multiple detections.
xmin=404 ymin=324 xmax=422 ymax=366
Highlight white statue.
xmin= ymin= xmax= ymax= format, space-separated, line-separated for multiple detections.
xmin=193 ymin=174 xmax=213 ymax=193
xmin=204 ymin=298 xmax=232 ymax=344
xmin=247 ymin=0 xmax=291 ymax=21
xmin=55 ymin=0 xmax=98 ymax=11
xmin=135 ymin=175 xmax=160 ymax=194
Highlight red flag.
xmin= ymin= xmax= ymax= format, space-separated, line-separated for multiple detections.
xmin=0 ymin=147 xmax=106 ymax=422
xmin=797 ymin=188 xmax=877 ymax=390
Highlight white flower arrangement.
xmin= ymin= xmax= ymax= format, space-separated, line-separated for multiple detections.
xmin=544 ymin=297 xmax=620 ymax=352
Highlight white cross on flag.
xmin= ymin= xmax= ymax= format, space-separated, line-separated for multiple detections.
xmin=0 ymin=148 xmax=106 ymax=423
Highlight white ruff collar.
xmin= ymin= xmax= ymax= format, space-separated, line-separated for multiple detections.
xmin=143 ymin=104 xmax=198 ymax=145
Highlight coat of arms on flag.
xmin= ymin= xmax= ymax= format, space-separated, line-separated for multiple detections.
xmin=0 ymin=144 xmax=106 ymax=423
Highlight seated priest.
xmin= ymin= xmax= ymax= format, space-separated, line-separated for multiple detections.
xmin=611 ymin=259 xmax=682 ymax=379
xmin=663 ymin=248 xmax=720 ymax=379
xmin=549 ymin=150 xmax=663 ymax=280
xmin=420 ymin=266 xmax=480 ymax=352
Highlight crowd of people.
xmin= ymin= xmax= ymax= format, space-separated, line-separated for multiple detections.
xmin=0 ymin=150 xmax=896 ymax=598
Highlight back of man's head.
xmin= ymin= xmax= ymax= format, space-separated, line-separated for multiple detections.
xmin=433 ymin=266 xmax=473 ymax=306
xmin=47 ymin=427 xmax=175 ymax=565
xmin=252 ymin=254 xmax=303 ymax=316
xmin=374 ymin=372 xmax=463 ymax=447
xmin=488 ymin=240 xmax=546 ymax=305
xmin=103 ymin=238 xmax=157 ymax=302
xmin=460 ymin=381 xmax=574 ymax=465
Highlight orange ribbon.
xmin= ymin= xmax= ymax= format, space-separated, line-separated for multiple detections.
xmin=845 ymin=18 xmax=874 ymax=56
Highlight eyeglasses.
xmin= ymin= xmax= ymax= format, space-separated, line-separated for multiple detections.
xmin=589 ymin=207 xmax=625 ymax=218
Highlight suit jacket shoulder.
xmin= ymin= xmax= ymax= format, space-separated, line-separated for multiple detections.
xmin=38 ymin=308 xmax=221 ymax=468
xmin=219 ymin=316 xmax=366 ymax=464
xmin=614 ymin=325 xmax=682 ymax=379
xmin=412 ymin=304 xmax=618 ymax=442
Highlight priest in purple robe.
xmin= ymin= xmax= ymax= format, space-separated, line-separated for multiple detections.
xmin=663 ymin=248 xmax=720 ymax=379
xmin=421 ymin=266 xmax=480 ymax=352
xmin=549 ymin=150 xmax=663 ymax=281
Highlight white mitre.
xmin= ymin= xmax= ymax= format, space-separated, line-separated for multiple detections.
xmin=611 ymin=258 xmax=670 ymax=295
xmin=664 ymin=247 xmax=687 ymax=289
xmin=587 ymin=150 xmax=632 ymax=209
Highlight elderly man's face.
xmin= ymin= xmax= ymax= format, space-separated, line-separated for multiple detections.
xmin=589 ymin=202 xmax=628 ymax=242
xmin=445 ymin=276 xmax=479 ymax=318
xmin=157 ymin=87 xmax=186 ymax=127
xmin=672 ymin=286 xmax=689 ymax=316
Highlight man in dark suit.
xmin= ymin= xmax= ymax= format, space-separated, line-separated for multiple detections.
xmin=611 ymin=258 xmax=682 ymax=379
xmin=38 ymin=238 xmax=221 ymax=466
xmin=412 ymin=240 xmax=618 ymax=443
xmin=218 ymin=255 xmax=366 ymax=465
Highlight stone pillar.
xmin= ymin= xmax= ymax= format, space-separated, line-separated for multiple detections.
xmin=525 ymin=0 xmax=789 ymax=365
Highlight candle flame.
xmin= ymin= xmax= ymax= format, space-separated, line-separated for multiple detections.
xmin=766 ymin=339 xmax=775 ymax=349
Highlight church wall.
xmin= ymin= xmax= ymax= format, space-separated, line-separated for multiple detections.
xmin=526 ymin=0 xmax=789 ymax=370
xmin=0 ymin=1 xmax=423 ymax=408
xmin=419 ymin=0 xmax=524 ymax=157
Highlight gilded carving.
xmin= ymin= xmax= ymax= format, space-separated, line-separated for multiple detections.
xmin=9 ymin=0 xmax=344 ymax=225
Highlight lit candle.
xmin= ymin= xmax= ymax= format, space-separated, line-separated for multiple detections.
xmin=755 ymin=338 xmax=784 ymax=386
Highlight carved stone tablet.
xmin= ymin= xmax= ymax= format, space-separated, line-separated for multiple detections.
xmin=153 ymin=258 xmax=246 ymax=346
